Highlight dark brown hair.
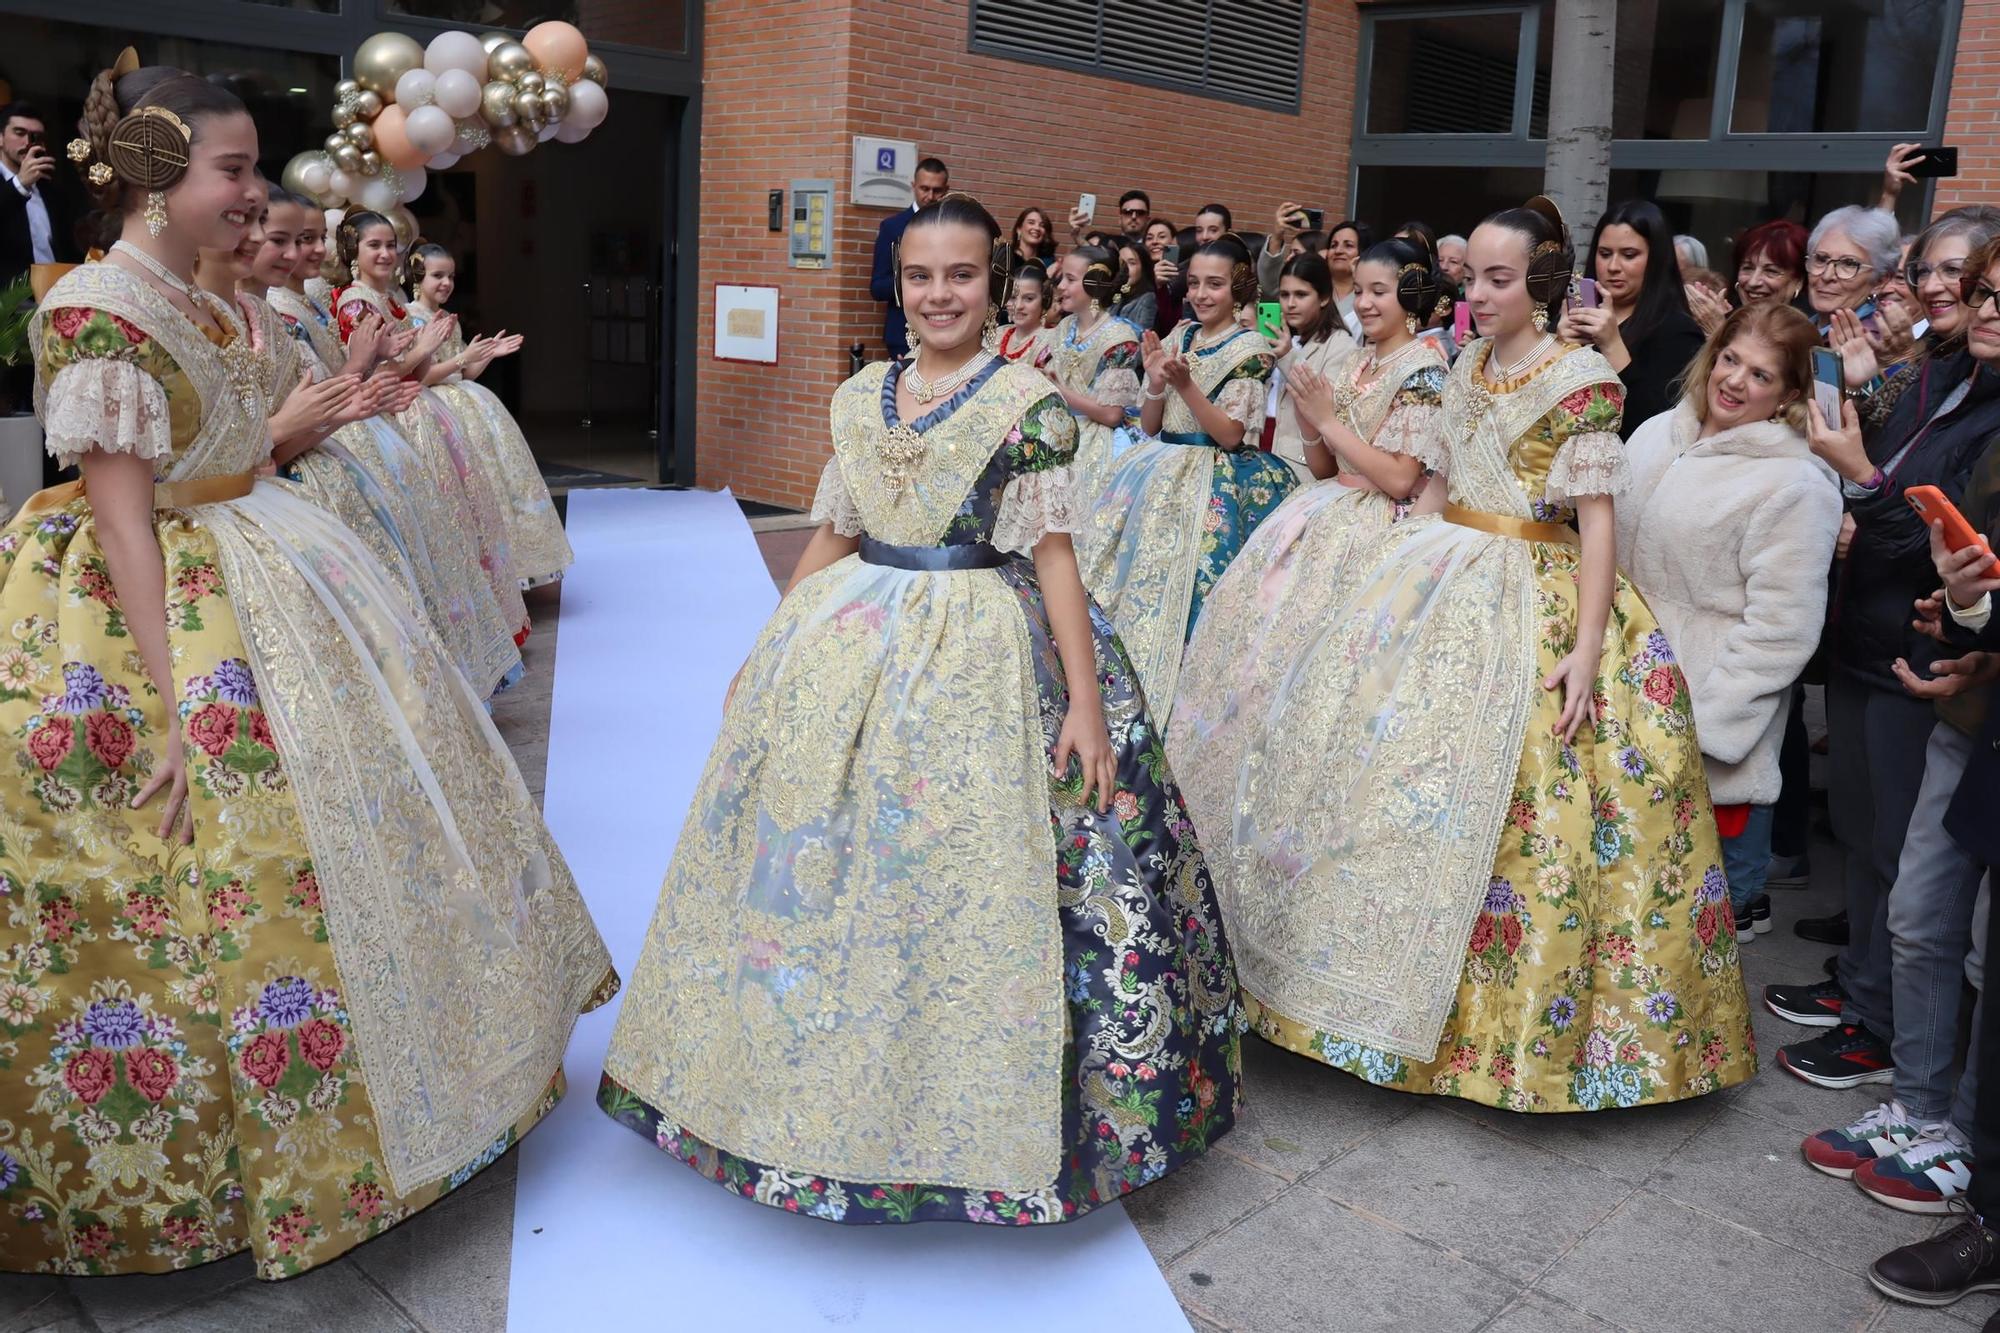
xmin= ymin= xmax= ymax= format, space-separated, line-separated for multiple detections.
xmin=76 ymin=63 xmax=244 ymax=217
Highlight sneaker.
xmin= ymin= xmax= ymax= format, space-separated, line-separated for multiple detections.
xmin=1823 ymin=953 xmax=1839 ymax=978
xmin=1767 ymin=853 xmax=1811 ymax=889
xmin=1777 ymin=1023 xmax=1895 ymax=1088
xmin=1735 ymin=903 xmax=1755 ymax=943
xmin=1857 ymin=1129 xmax=1977 ymax=1214
xmin=1763 ymin=976 xmax=1846 ymax=1027
xmin=1795 ymin=910 xmax=1849 ymax=944
xmin=1869 ymin=1205 xmax=2000 ymax=1306
xmin=1802 ymin=1100 xmax=1928 ymax=1178
xmin=1750 ymin=893 xmax=1773 ymax=934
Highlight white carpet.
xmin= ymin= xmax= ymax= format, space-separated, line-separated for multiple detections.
xmin=507 ymin=486 xmax=1189 ymax=1332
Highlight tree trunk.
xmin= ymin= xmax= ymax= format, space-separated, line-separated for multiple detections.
xmin=1541 ymin=0 xmax=1617 ymax=236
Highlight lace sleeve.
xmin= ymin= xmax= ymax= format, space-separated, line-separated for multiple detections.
xmin=41 ymin=359 xmax=173 ymax=470
xmin=1215 ymin=376 xmax=1267 ymax=438
xmin=992 ymin=465 xmax=1084 ymax=555
xmin=1543 ymin=382 xmax=1630 ymax=503
xmin=1375 ymin=367 xmax=1448 ymax=470
xmin=809 ymin=457 xmax=865 ymax=537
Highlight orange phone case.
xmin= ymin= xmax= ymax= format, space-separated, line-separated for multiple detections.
xmin=1907 ymin=485 xmax=2000 ymax=577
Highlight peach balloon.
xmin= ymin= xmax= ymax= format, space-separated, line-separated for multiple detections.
xmin=522 ymin=21 xmax=589 ymax=81
xmin=371 ymin=104 xmax=428 ymax=172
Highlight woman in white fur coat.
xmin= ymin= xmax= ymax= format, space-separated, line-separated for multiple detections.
xmin=1617 ymin=302 xmax=1843 ymax=942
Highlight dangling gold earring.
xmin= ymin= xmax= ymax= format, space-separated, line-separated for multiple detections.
xmin=1089 ymin=297 xmax=1103 ymax=319
xmin=144 ymin=191 xmax=168 ymax=239
xmin=904 ymin=323 xmax=919 ymax=355
xmin=1404 ymin=312 xmax=1419 ymax=336
xmin=1531 ymin=301 xmax=1549 ymax=333
xmin=981 ymin=305 xmax=1000 ymax=353
xmin=349 ymin=259 xmax=362 ymax=283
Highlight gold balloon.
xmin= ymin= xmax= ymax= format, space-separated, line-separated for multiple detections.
xmin=388 ymin=204 xmax=418 ymax=250
xmin=331 ymin=142 xmax=363 ymax=173
xmin=516 ymin=70 xmax=545 ymax=95
xmin=359 ymin=150 xmax=383 ymax=176
xmin=479 ymin=31 xmax=514 ymax=55
xmin=354 ymin=89 xmax=384 ymax=120
xmin=494 ymin=123 xmax=537 ymax=156
xmin=334 ymin=78 xmax=361 ymax=101
xmin=280 ymin=150 xmax=319 ymax=195
xmin=324 ymin=131 xmax=349 ymax=155
xmin=351 ymin=32 xmax=424 ymax=97
xmin=541 ymin=82 xmax=569 ymax=119
xmin=581 ymin=54 xmax=608 ymax=87
xmin=331 ymin=103 xmax=357 ymax=129
xmin=514 ymin=90 xmax=545 ymax=123
xmin=488 ymin=42 xmax=535 ymax=82
xmin=345 ymin=122 xmax=375 ymax=151
xmin=480 ymin=81 xmax=518 ymax=127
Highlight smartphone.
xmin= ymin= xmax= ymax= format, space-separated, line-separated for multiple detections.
xmin=1575 ymin=277 xmax=1600 ymax=309
xmin=1811 ymin=346 xmax=1844 ymax=430
xmin=1256 ymin=302 xmax=1284 ymax=341
xmin=1452 ymin=300 xmax=1471 ymax=342
xmin=1906 ymin=485 xmax=1998 ymax=577
xmin=1289 ymin=207 xmax=1325 ymax=231
xmin=1164 ymin=242 xmax=1181 ymax=266
xmin=1909 ymin=147 xmax=1960 ymax=180
xmin=1077 ymin=193 xmax=1097 ymax=224
xmin=1853 ymin=296 xmax=1881 ymax=335
xmin=23 ymin=130 xmax=45 ymax=152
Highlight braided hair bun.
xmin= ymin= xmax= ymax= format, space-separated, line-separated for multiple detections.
xmin=73 ymin=51 xmax=243 ymax=220
xmin=1360 ymin=237 xmax=1441 ymax=329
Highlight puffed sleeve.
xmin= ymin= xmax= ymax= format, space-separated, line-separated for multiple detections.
xmin=333 ymin=294 xmax=376 ymax=345
xmin=1373 ymin=365 xmax=1448 ymax=471
xmin=992 ymin=392 xmax=1083 ymax=554
xmin=1213 ymin=357 xmax=1272 ymax=438
xmin=808 ymin=457 xmax=865 ymax=537
xmin=36 ymin=306 xmax=174 ymax=470
xmin=1091 ymin=339 xmax=1142 ymax=410
xmin=1543 ymin=381 xmax=1630 ymax=503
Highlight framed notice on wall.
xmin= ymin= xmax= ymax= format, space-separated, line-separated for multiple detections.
xmin=713 ymin=284 xmax=780 ymax=364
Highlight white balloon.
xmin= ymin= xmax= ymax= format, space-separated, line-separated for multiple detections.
xmin=358 ymin=174 xmax=400 ymax=212
xmin=565 ymin=79 xmax=609 ymax=130
xmin=404 ymin=105 xmax=457 ymax=156
xmin=299 ymin=158 xmax=332 ymax=194
xmin=397 ymin=167 xmax=428 ymax=203
xmin=554 ymin=120 xmax=591 ymax=144
xmin=327 ymin=168 xmax=355 ymax=199
xmin=433 ymin=68 xmax=482 ymax=119
xmin=394 ymin=68 xmax=437 ymax=108
xmin=424 ymin=30 xmax=489 ymax=79
xmin=427 ymin=150 xmax=462 ymax=170
xmin=537 ymin=120 xmax=561 ymax=142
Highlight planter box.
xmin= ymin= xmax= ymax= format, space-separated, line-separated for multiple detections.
xmin=0 ymin=415 xmax=45 ymax=525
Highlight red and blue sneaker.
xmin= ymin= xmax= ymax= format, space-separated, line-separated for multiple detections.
xmin=1803 ymin=1101 xmax=1928 ymax=1178
xmin=1856 ymin=1130 xmax=1977 ymax=1215
xmin=1777 ymin=1023 xmax=1894 ymax=1089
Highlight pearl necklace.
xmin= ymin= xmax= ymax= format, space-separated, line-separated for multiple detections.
xmin=1487 ymin=331 xmax=1556 ymax=383
xmin=1183 ymin=323 xmax=1240 ymax=356
xmin=114 ymin=241 xmax=261 ymax=412
xmin=904 ymin=349 xmax=993 ymax=405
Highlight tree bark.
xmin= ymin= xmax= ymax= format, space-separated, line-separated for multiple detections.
xmin=1542 ymin=0 xmax=1617 ymax=236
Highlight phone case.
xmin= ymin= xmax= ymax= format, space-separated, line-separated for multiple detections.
xmin=1907 ymin=485 xmax=2000 ymax=577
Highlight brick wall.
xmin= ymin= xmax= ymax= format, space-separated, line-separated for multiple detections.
xmin=1937 ymin=0 xmax=2000 ymax=212
xmin=694 ymin=0 xmax=1361 ymax=508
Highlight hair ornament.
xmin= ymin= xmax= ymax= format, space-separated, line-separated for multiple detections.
xmin=107 ymin=106 xmax=192 ymax=191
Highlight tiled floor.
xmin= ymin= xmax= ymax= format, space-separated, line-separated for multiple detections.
xmin=1 ymin=563 xmax=1989 ymax=1332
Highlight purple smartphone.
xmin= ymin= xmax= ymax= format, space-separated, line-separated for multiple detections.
xmin=1576 ymin=277 xmax=1600 ymax=309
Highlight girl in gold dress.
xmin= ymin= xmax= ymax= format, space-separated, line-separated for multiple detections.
xmin=0 ymin=58 xmax=612 ymax=1279
xmin=1229 ymin=199 xmax=1756 ymax=1111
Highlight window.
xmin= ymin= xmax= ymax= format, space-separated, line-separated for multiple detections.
xmin=1365 ymin=11 xmax=1525 ymax=134
xmin=1611 ymin=0 xmax=1724 ymax=139
xmin=1732 ymin=0 xmax=1946 ymax=133
xmin=389 ymin=0 xmax=691 ymax=55
xmin=968 ymin=0 xmax=1307 ymax=111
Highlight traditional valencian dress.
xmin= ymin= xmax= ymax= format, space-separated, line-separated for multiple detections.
xmin=407 ymin=305 xmax=574 ymax=588
xmin=0 ymin=259 xmax=614 ymax=1278
xmin=1169 ymin=338 xmax=1448 ymax=901
xmin=266 ymin=285 xmax=524 ymax=698
xmin=331 ymin=283 xmax=530 ymax=644
xmin=1228 ymin=340 xmax=1757 ymax=1111
xmin=599 ymin=357 xmax=1241 ymax=1223
xmin=1079 ymin=322 xmax=1298 ymax=713
xmin=1045 ymin=310 xmax=1142 ymax=489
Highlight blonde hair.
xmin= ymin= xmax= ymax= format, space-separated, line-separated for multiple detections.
xmin=1681 ymin=302 xmax=1817 ymax=434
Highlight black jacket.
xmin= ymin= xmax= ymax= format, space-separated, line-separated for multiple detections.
xmin=1833 ymin=348 xmax=2000 ymax=693
xmin=1616 ymin=307 xmax=1705 ymax=440
xmin=0 ymin=167 xmax=84 ymax=290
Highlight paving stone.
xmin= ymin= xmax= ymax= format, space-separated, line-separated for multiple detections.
xmin=1303 ymin=1104 xmax=1628 ymax=1286
xmin=1443 ymin=1091 xmax=1724 ymax=1186
xmin=1644 ymin=1105 xmax=1932 ymax=1275
xmin=1538 ymin=1189 xmax=1883 ymax=1333
xmin=1869 ymin=1293 xmax=2000 ymax=1330
xmin=1475 ymin=1291 xmax=1626 ymax=1332
xmin=1168 ymin=1187 xmax=1515 ymax=1333
xmin=1124 ymin=1145 xmax=1288 ymax=1267
xmin=1221 ymin=1034 xmax=1420 ymax=1181
xmin=0 ymin=1278 xmax=86 ymax=1333
xmin=121 ymin=1261 xmax=415 ymax=1333
xmin=350 ymin=1168 xmax=516 ymax=1333
xmin=71 ymin=1253 xmax=254 ymax=1333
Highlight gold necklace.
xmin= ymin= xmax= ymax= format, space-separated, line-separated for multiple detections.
xmin=114 ymin=241 xmax=261 ymax=412
xmin=904 ymin=349 xmax=993 ymax=405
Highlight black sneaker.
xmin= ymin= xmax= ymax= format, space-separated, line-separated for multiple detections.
xmin=1795 ymin=910 xmax=1848 ymax=945
xmin=1750 ymin=893 xmax=1772 ymax=934
xmin=1763 ymin=976 xmax=1846 ymax=1027
xmin=1734 ymin=903 xmax=1755 ymax=943
xmin=1778 ymin=1023 xmax=1895 ymax=1089
xmin=1767 ymin=853 xmax=1811 ymax=889
xmin=1868 ymin=1207 xmax=2000 ymax=1306
xmin=1823 ymin=953 xmax=1839 ymax=978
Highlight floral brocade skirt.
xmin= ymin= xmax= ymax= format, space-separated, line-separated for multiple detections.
xmin=1245 ymin=540 xmax=1759 ymax=1111
xmin=0 ymin=499 xmax=603 ymax=1278
xmin=429 ymin=381 xmax=573 ymax=589
xmin=598 ymin=559 xmax=1242 ymax=1223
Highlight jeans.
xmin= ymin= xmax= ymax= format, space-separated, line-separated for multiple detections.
xmin=1884 ymin=724 xmax=1985 ymax=1125
xmin=1969 ymin=879 xmax=1999 ymax=1218
xmin=1827 ymin=673 xmax=1940 ymax=1045
xmin=1772 ymin=685 xmax=1812 ymax=861
xmin=1722 ymin=804 xmax=1775 ymax=911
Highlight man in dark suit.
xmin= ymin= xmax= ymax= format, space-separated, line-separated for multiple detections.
xmin=0 ymin=102 xmax=83 ymax=292
xmin=868 ymin=156 xmax=948 ymax=360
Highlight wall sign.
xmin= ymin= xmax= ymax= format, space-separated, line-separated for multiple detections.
xmin=851 ymin=136 xmax=917 ymax=208
xmin=713 ymin=284 xmax=780 ymax=364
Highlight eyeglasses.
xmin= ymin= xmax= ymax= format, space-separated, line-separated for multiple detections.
xmin=1119 ymin=206 xmax=1148 ymax=217
xmin=1968 ymin=283 xmax=2000 ymax=316
xmin=1907 ymin=259 xmax=1968 ymax=287
xmin=1806 ymin=252 xmax=1873 ymax=281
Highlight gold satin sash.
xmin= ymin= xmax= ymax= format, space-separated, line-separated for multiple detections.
xmin=1443 ymin=501 xmax=1579 ymax=547
xmin=14 ymin=471 xmax=257 ymax=519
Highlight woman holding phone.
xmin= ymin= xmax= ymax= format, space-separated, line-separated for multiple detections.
xmin=1560 ymin=199 xmax=1704 ymax=438
xmin=1216 ymin=196 xmax=1754 ymax=1111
